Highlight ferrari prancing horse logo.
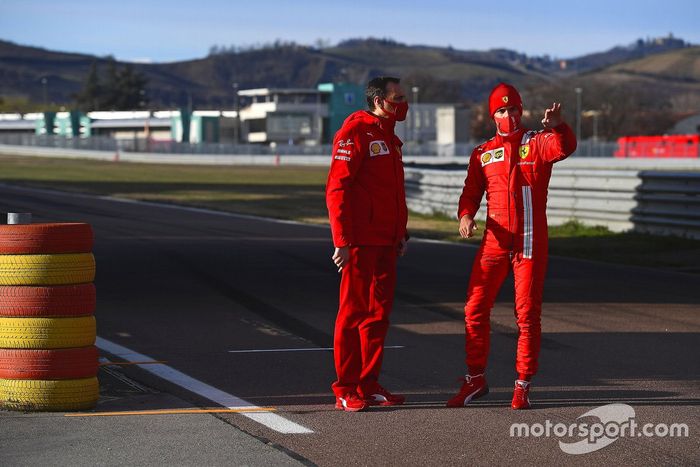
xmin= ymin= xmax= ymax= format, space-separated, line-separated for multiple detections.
xmin=519 ymin=145 xmax=530 ymax=159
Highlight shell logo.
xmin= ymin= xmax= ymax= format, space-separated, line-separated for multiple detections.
xmin=370 ymin=142 xmax=382 ymax=155
xmin=481 ymin=152 xmax=492 ymax=164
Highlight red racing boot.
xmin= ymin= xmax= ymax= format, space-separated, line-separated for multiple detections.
xmin=446 ymin=374 xmax=489 ymax=407
xmin=359 ymin=384 xmax=406 ymax=407
xmin=511 ymin=380 xmax=531 ymax=410
xmin=335 ymin=392 xmax=369 ymax=412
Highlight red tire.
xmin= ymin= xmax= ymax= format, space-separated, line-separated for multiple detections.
xmin=0 ymin=346 xmax=99 ymax=379
xmin=0 ymin=223 xmax=93 ymax=254
xmin=0 ymin=284 xmax=96 ymax=317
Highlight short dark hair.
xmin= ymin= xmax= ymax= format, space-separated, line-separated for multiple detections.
xmin=366 ymin=76 xmax=400 ymax=109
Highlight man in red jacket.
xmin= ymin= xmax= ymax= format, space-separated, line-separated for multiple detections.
xmin=447 ymin=83 xmax=577 ymax=410
xmin=326 ymin=76 xmax=409 ymax=412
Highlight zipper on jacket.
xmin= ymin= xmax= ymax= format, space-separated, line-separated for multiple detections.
xmin=393 ymin=140 xmax=400 ymax=243
xmin=507 ymin=135 xmax=514 ymax=255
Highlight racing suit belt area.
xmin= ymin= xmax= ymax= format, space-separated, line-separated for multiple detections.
xmin=457 ymin=123 xmax=577 ymax=376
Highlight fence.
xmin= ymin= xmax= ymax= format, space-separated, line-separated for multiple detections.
xmin=0 ymin=133 xmax=616 ymax=158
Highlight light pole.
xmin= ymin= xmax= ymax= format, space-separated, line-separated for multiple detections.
xmin=574 ymin=87 xmax=582 ymax=140
xmin=41 ymin=77 xmax=48 ymax=109
xmin=232 ymin=82 xmax=239 ymax=144
xmin=582 ymin=109 xmax=602 ymax=156
xmin=411 ymin=86 xmax=419 ymax=143
xmin=582 ymin=110 xmax=602 ymax=142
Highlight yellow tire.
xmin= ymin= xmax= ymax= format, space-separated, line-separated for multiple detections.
xmin=0 ymin=316 xmax=96 ymax=349
xmin=0 ymin=377 xmax=98 ymax=411
xmin=0 ymin=253 xmax=95 ymax=286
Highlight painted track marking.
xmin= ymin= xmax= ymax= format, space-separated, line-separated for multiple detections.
xmin=96 ymin=337 xmax=313 ymax=434
xmin=66 ymin=407 xmax=276 ymax=417
xmin=228 ymin=345 xmax=405 ymax=353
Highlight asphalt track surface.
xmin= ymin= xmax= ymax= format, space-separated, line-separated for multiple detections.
xmin=0 ymin=182 xmax=698 ymax=466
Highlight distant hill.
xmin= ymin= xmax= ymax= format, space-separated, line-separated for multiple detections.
xmin=0 ymin=36 xmax=696 ymax=113
xmin=603 ymin=45 xmax=700 ymax=83
xmin=555 ymin=35 xmax=692 ymax=74
xmin=498 ymin=45 xmax=700 ymax=141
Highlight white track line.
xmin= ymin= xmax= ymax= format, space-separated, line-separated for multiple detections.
xmin=96 ymin=337 xmax=313 ymax=434
xmin=228 ymin=345 xmax=405 ymax=353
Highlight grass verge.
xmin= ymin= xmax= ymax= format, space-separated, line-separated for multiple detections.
xmin=1 ymin=155 xmax=698 ymax=272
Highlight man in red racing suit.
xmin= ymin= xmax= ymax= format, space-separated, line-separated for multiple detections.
xmin=447 ymin=83 xmax=577 ymax=410
xmin=326 ymin=77 xmax=409 ymax=412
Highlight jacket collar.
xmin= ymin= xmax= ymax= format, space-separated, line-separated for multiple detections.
xmin=343 ymin=110 xmax=399 ymax=142
xmin=494 ymin=128 xmax=526 ymax=145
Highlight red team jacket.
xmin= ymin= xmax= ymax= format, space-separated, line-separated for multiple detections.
xmin=458 ymin=124 xmax=577 ymax=257
xmin=326 ymin=110 xmax=408 ymax=248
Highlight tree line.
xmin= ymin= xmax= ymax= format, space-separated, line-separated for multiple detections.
xmin=74 ymin=60 xmax=149 ymax=111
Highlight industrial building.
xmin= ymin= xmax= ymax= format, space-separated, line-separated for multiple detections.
xmin=0 ymin=83 xmax=471 ymax=152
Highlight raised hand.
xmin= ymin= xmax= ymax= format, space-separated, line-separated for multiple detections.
xmin=541 ymin=102 xmax=562 ymax=128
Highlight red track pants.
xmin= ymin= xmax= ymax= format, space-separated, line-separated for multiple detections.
xmin=463 ymin=248 xmax=548 ymax=377
xmin=332 ymin=245 xmax=397 ymax=397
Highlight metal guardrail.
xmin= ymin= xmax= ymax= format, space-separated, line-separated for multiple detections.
xmin=632 ymin=172 xmax=700 ymax=238
xmin=0 ymin=137 xmax=698 ymax=239
xmin=405 ymin=167 xmax=700 ymax=239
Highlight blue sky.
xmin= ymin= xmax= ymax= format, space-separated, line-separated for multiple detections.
xmin=0 ymin=0 xmax=696 ymax=63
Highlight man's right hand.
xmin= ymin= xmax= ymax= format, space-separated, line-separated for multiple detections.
xmin=459 ymin=215 xmax=478 ymax=238
xmin=332 ymin=246 xmax=350 ymax=273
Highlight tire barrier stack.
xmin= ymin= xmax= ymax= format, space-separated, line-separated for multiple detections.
xmin=0 ymin=223 xmax=99 ymax=411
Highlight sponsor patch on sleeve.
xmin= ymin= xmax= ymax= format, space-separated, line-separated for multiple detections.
xmin=334 ymin=155 xmax=352 ymax=161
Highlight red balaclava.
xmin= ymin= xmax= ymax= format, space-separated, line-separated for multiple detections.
xmin=382 ymin=98 xmax=409 ymax=122
xmin=488 ymin=83 xmax=523 ymax=135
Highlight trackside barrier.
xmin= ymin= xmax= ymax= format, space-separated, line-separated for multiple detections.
xmin=404 ymin=167 xmax=700 ymax=239
xmin=0 ymin=216 xmax=98 ymax=411
xmin=1 ymin=143 xmax=699 ymax=238
xmin=632 ymin=172 xmax=700 ymax=239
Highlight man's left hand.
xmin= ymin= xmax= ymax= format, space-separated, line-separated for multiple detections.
xmin=542 ymin=102 xmax=562 ymax=128
xmin=332 ymin=246 xmax=350 ymax=273
xmin=398 ymin=238 xmax=409 ymax=257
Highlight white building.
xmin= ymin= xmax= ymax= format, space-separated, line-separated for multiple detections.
xmin=396 ymin=104 xmax=471 ymax=155
xmin=237 ymin=88 xmax=329 ymax=145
